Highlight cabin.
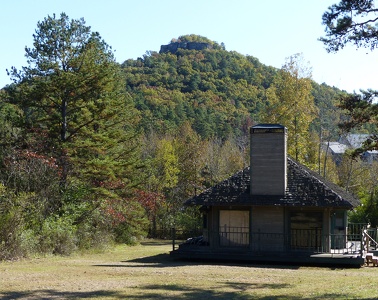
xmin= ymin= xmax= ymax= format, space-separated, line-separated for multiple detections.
xmin=325 ymin=133 xmax=378 ymax=165
xmin=323 ymin=142 xmax=348 ymax=166
xmin=171 ymin=124 xmax=365 ymax=267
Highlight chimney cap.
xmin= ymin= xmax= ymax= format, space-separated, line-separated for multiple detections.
xmin=251 ymin=124 xmax=286 ymax=134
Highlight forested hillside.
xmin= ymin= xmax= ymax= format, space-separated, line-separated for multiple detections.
xmin=122 ymin=34 xmax=345 ymax=141
xmin=0 ymin=16 xmax=360 ymax=260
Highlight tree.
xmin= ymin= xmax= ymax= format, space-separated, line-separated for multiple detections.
xmin=7 ymin=13 xmax=107 ymax=145
xmin=4 ymin=13 xmax=144 ymax=246
xmin=347 ymin=160 xmax=378 ymax=226
xmin=174 ymin=122 xmax=206 ymax=197
xmin=6 ymin=12 xmax=141 ymax=186
xmin=320 ymin=1 xmax=378 ymax=154
xmin=337 ymin=90 xmax=378 ymax=150
xmin=320 ymin=1 xmax=378 ymax=225
xmin=0 ymin=96 xmax=23 ymax=161
xmin=320 ymin=0 xmax=378 ymax=52
xmin=260 ymin=54 xmax=318 ymax=163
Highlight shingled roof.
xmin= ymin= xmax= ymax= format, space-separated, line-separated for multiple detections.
xmin=185 ymin=157 xmax=360 ymax=208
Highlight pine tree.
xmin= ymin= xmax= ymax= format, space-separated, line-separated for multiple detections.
xmin=6 ymin=13 xmax=143 ymax=227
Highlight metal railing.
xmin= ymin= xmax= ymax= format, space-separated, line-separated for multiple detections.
xmin=172 ymin=228 xmax=363 ymax=255
xmin=219 ymin=226 xmax=249 ymax=247
xmin=362 ymin=229 xmax=378 ymax=253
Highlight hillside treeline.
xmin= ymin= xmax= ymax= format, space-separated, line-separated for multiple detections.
xmin=0 ymin=15 xmax=364 ymax=260
xmin=122 ymin=35 xmax=344 ymax=141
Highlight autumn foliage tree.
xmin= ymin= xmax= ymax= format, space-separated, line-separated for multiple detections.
xmin=260 ymin=54 xmax=318 ymax=164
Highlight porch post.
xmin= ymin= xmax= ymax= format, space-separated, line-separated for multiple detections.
xmin=249 ymin=207 xmax=253 ymax=251
xmin=172 ymin=227 xmax=176 ymax=251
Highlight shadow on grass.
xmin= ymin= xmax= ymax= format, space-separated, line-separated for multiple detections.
xmin=119 ymin=283 xmax=371 ymax=300
xmin=140 ymin=240 xmax=173 ymax=246
xmin=131 ymin=283 xmax=378 ymax=300
xmin=1 ymin=286 xmax=374 ymax=300
xmin=123 ymin=253 xmax=180 ymax=265
xmin=93 ymin=252 xmax=305 ymax=270
xmin=0 ymin=289 xmax=127 ymax=299
xmin=94 ymin=253 xmax=198 ymax=269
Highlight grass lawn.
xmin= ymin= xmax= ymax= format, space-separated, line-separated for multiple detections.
xmin=0 ymin=239 xmax=377 ymax=299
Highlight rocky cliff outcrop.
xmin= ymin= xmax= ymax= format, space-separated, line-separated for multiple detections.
xmin=159 ymin=42 xmax=212 ymax=54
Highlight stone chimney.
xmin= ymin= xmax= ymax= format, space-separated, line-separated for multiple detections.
xmin=250 ymin=124 xmax=287 ymax=195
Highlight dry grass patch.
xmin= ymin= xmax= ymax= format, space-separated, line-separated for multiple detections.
xmin=0 ymin=240 xmax=377 ymax=299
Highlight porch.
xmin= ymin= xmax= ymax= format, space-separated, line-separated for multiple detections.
xmin=170 ymin=228 xmax=366 ymax=267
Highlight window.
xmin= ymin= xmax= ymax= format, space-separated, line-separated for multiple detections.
xmin=290 ymin=211 xmax=323 ymax=250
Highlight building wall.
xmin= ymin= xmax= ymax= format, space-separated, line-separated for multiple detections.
xmin=251 ymin=207 xmax=285 ymax=233
xmin=251 ymin=207 xmax=285 ymax=251
xmin=206 ymin=206 xmax=342 ymax=253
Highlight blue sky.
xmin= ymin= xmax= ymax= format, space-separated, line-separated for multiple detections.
xmin=1 ymin=0 xmax=378 ymax=92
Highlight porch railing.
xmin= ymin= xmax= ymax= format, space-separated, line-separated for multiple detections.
xmin=173 ymin=228 xmax=363 ymax=255
xmin=219 ymin=226 xmax=249 ymax=247
xmin=363 ymin=229 xmax=378 ymax=253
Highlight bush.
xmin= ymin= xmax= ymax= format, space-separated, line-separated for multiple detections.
xmin=0 ymin=186 xmax=33 ymax=260
xmin=114 ymin=221 xmax=145 ymax=245
xmin=39 ymin=216 xmax=77 ymax=255
xmin=75 ymin=218 xmax=115 ymax=252
xmin=19 ymin=229 xmax=39 ymax=256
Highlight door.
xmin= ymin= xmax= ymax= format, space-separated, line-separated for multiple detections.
xmin=219 ymin=210 xmax=249 ymax=247
xmin=331 ymin=211 xmax=347 ymax=249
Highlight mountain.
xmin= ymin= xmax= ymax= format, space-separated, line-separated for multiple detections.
xmin=121 ymin=34 xmax=346 ymax=139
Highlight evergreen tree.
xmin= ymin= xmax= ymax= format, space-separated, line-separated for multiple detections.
xmin=5 ymin=13 xmax=144 ymax=244
xmin=320 ymin=0 xmax=378 ymax=152
xmin=320 ymin=0 xmax=378 ymax=52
